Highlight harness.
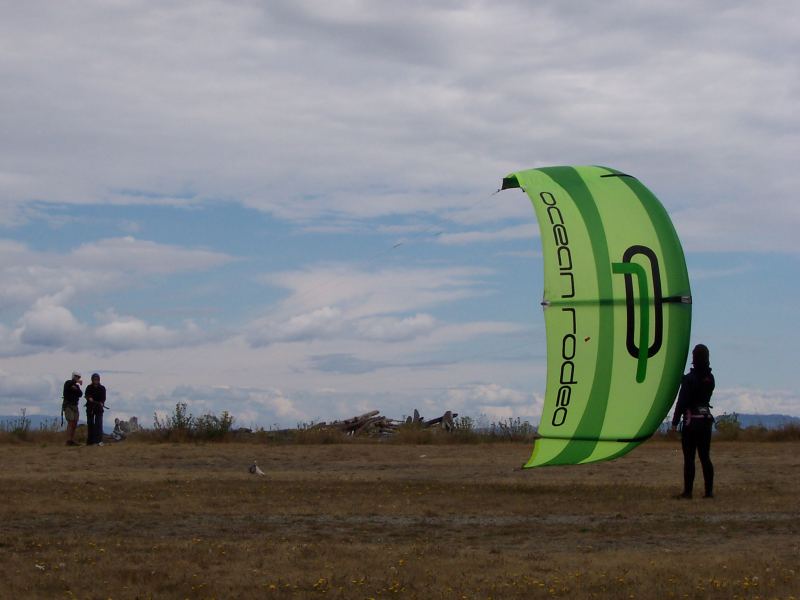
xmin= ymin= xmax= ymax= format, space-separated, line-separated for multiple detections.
xmin=684 ymin=405 xmax=713 ymax=426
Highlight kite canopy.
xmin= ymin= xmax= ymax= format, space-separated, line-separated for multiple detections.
xmin=503 ymin=166 xmax=691 ymax=467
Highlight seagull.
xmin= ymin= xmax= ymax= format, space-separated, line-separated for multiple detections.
xmin=249 ymin=460 xmax=265 ymax=476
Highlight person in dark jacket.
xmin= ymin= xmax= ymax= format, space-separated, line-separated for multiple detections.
xmin=62 ymin=371 xmax=83 ymax=446
xmin=671 ymin=344 xmax=715 ymax=499
xmin=84 ymin=373 xmax=107 ymax=446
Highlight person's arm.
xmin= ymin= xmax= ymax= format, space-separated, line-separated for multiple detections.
xmin=671 ymin=376 xmax=689 ymax=428
xmin=65 ymin=382 xmax=82 ymax=401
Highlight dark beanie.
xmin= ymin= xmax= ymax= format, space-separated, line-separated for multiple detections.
xmin=692 ymin=344 xmax=710 ymax=370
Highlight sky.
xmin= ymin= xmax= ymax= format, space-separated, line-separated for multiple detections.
xmin=1 ymin=0 xmax=798 ymax=428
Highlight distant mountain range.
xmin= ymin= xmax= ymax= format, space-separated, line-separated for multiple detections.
xmin=728 ymin=413 xmax=800 ymax=428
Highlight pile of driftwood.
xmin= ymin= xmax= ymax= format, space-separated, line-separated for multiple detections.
xmin=404 ymin=409 xmax=457 ymax=431
xmin=309 ymin=409 xmax=458 ymax=437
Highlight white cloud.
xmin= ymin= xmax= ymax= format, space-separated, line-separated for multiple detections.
xmin=249 ymin=306 xmax=345 ymax=344
xmin=71 ymin=236 xmax=232 ymax=274
xmin=250 ymin=264 xmax=493 ymax=345
xmin=0 ymin=370 xmax=55 ymax=406
xmin=153 ymin=385 xmax=307 ymax=426
xmin=249 ymin=309 xmax=443 ymax=346
xmin=0 ymin=239 xmax=31 ymax=265
xmin=0 ymin=235 xmax=233 ymax=354
xmin=353 ymin=314 xmax=436 ymax=341
xmin=713 ymin=387 xmax=800 ymax=418
xmin=0 ymin=237 xmax=234 ymax=311
xmin=446 ymin=383 xmax=544 ymax=421
xmin=16 ymin=295 xmax=82 ymax=348
xmin=447 ymin=383 xmax=529 ymax=407
xmin=421 ymin=321 xmax=532 ymax=350
xmin=93 ymin=312 xmax=203 ymax=352
xmin=263 ymin=264 xmax=490 ymax=315
xmin=0 ymin=241 xmax=102 ymax=311
xmin=0 ymin=1 xmax=796 ymax=249
xmin=4 ymin=300 xmax=209 ymax=356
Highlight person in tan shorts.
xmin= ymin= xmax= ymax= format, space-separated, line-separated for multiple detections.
xmin=62 ymin=371 xmax=83 ymax=446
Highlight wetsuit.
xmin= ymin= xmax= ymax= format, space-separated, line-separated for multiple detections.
xmin=84 ymin=383 xmax=106 ymax=445
xmin=672 ymin=367 xmax=715 ymax=497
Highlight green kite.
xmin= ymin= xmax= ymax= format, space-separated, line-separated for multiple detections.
xmin=502 ymin=166 xmax=692 ymax=467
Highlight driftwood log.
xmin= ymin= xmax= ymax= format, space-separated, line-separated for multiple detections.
xmin=404 ymin=409 xmax=457 ymax=431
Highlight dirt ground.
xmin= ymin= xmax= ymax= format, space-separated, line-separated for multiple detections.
xmin=1 ymin=439 xmax=799 ymax=599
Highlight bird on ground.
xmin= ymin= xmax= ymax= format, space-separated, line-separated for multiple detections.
xmin=249 ymin=460 xmax=265 ymax=476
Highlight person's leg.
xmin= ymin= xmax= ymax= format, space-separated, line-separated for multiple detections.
xmin=92 ymin=412 xmax=101 ymax=444
xmin=66 ymin=419 xmax=77 ymax=444
xmin=97 ymin=412 xmax=104 ymax=445
xmin=88 ymin=411 xmax=100 ymax=445
xmin=681 ymin=425 xmax=698 ymax=497
xmin=65 ymin=404 xmax=79 ymax=445
xmin=86 ymin=412 xmax=94 ymax=445
xmin=697 ymin=421 xmax=714 ymax=497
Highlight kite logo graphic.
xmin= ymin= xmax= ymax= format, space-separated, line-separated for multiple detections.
xmin=612 ymin=245 xmax=663 ymax=383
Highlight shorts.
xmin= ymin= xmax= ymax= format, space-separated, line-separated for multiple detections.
xmin=63 ymin=404 xmax=79 ymax=422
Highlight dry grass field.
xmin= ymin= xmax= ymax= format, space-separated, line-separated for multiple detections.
xmin=1 ymin=438 xmax=799 ymax=599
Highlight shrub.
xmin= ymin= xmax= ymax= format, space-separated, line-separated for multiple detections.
xmin=0 ymin=409 xmax=32 ymax=441
xmin=194 ymin=411 xmax=235 ymax=440
xmin=453 ymin=415 xmax=474 ymax=433
xmin=715 ymin=412 xmax=742 ymax=440
xmin=487 ymin=417 xmax=537 ymax=442
xmin=293 ymin=425 xmax=351 ymax=444
xmin=152 ymin=403 xmax=235 ymax=442
xmin=765 ymin=423 xmax=800 ymax=441
xmin=391 ymin=424 xmax=437 ymax=445
xmin=37 ymin=417 xmax=61 ymax=432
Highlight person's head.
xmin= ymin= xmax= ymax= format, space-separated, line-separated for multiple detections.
xmin=692 ymin=344 xmax=710 ymax=370
xmin=72 ymin=371 xmax=82 ymax=382
xmin=91 ymin=373 xmax=100 ymax=384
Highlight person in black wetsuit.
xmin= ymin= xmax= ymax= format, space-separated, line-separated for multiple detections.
xmin=84 ymin=373 xmax=107 ymax=446
xmin=671 ymin=344 xmax=715 ymax=499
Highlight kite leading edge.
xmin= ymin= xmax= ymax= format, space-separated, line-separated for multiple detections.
xmin=502 ymin=166 xmax=692 ymax=467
